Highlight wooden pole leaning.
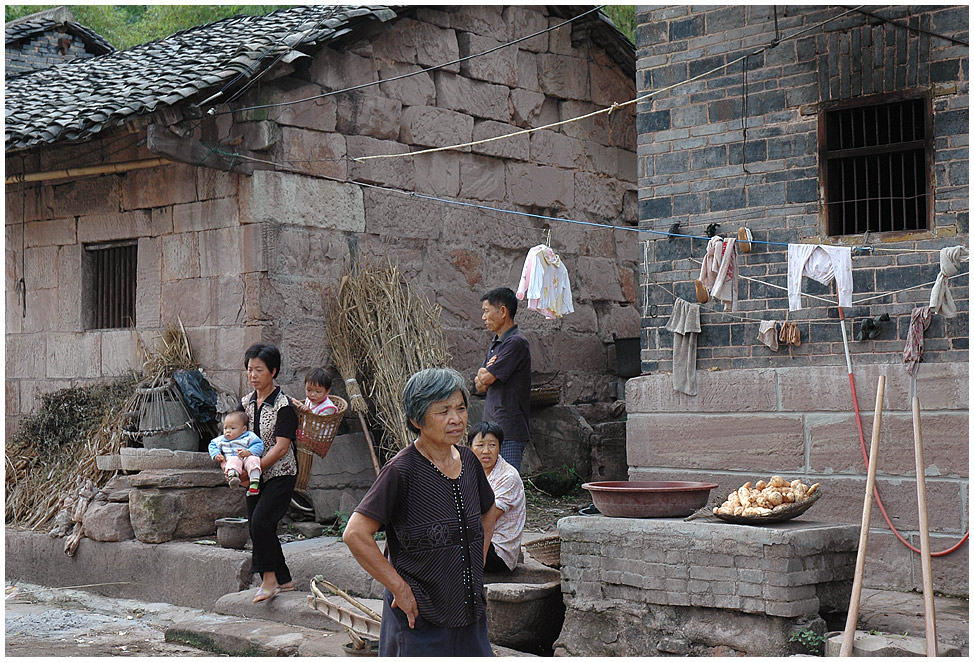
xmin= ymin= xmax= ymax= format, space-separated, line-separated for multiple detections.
xmin=912 ymin=395 xmax=938 ymax=657
xmin=839 ymin=374 xmax=886 ymax=657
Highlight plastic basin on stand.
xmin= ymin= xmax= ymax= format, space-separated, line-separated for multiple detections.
xmin=581 ymin=481 xmax=718 ymax=518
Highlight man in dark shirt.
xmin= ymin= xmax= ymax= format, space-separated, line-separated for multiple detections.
xmin=475 ymin=287 xmax=531 ymax=473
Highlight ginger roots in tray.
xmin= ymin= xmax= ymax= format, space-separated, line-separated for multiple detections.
xmin=713 ymin=476 xmax=820 ymax=517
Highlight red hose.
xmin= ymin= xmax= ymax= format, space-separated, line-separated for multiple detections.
xmin=846 ymin=370 xmax=969 ymax=556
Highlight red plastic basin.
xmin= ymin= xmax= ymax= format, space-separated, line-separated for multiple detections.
xmin=581 ymin=481 xmax=718 ymax=518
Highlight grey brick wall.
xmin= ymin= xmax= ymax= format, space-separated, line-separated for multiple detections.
xmin=6 ymin=32 xmax=97 ymax=77
xmin=636 ymin=5 xmax=969 ymax=373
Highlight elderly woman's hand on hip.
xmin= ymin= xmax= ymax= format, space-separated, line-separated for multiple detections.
xmin=391 ymin=580 xmax=418 ymax=628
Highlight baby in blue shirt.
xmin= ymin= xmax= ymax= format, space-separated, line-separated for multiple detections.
xmin=209 ymin=410 xmax=264 ymax=495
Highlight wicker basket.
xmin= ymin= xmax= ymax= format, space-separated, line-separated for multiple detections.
xmin=524 ymin=534 xmax=561 ymax=568
xmin=294 ymin=396 xmax=347 ymax=493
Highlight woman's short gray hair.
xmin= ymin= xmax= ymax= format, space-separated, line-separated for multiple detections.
xmin=402 ymin=367 xmax=469 ymax=434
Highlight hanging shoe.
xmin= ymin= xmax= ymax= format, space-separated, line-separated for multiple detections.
xmin=694 ymin=279 xmax=709 ymax=304
xmin=737 ymin=226 xmax=752 ymax=253
xmin=856 ymin=318 xmax=874 ymax=342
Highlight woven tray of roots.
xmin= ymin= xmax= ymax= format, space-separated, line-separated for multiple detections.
xmin=709 ymin=490 xmax=822 ymax=525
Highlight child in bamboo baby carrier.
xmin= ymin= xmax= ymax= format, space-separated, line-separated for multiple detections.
xmin=209 ymin=410 xmax=264 ymax=496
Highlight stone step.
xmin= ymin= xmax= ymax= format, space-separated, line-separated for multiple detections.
xmin=120 ymin=447 xmax=214 ymax=471
xmin=824 ymin=631 xmax=961 ymax=657
xmin=96 ymin=454 xmax=123 ymax=471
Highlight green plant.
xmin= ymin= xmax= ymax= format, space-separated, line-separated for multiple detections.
xmin=789 ymin=628 xmax=826 ymax=655
xmin=322 ymin=510 xmax=351 ymax=537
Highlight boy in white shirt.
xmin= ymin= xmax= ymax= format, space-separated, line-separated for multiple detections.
xmin=295 ymin=367 xmax=338 ymax=416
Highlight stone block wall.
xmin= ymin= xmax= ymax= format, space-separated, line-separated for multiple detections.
xmin=5 ymin=6 xmax=636 ymax=477
xmin=626 ymin=362 xmax=969 ymax=595
xmin=635 ymin=6 xmax=968 ymax=373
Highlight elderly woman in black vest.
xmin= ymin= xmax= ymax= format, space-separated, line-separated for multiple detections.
xmin=344 ymin=367 xmax=496 ymax=656
xmin=238 ymin=343 xmax=299 ymax=603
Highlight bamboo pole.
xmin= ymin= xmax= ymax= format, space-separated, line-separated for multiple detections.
xmin=5 ymin=157 xmax=174 ymax=184
xmin=912 ymin=395 xmax=938 ymax=657
xmin=839 ymin=374 xmax=886 ymax=657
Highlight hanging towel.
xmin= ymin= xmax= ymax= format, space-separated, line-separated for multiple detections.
xmin=698 ymin=236 xmax=739 ymax=311
xmin=665 ymin=298 xmax=701 ymax=396
xmin=903 ymin=306 xmax=933 ymax=376
xmin=928 ymin=245 xmax=968 ymax=318
xmin=516 ymin=244 xmax=574 ymax=319
xmin=787 ymin=244 xmax=853 ymax=311
xmin=757 ymin=320 xmax=779 ymax=351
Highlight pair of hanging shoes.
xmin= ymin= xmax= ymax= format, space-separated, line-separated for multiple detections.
xmin=855 ymin=313 xmax=890 ymax=341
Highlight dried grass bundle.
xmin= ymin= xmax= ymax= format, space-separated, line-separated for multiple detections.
xmin=137 ymin=319 xmax=196 ymax=386
xmin=332 ymin=260 xmax=451 ymax=460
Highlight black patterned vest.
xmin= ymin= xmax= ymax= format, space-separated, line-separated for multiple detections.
xmin=241 ymin=388 xmax=297 ymax=480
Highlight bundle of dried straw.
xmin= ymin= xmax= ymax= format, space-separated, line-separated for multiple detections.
xmin=326 ymin=260 xmax=451 ymax=462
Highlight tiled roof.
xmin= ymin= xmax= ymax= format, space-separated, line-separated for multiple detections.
xmin=5 ymin=6 xmax=115 ymax=55
xmin=5 ymin=6 xmax=396 ymax=151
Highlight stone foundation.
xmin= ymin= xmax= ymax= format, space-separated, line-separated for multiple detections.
xmin=555 ymin=515 xmax=857 ymax=657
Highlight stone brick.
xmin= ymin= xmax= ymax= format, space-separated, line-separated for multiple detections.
xmin=77 ymin=210 xmax=166 ymax=243
xmin=449 ymin=5 xmax=508 ymax=39
xmin=135 ymin=237 xmax=161 ymax=328
xmin=459 ymin=153 xmax=507 ymax=202
xmin=24 ymin=218 xmax=76 ymax=248
xmin=48 ymin=175 xmax=118 ymax=218
xmin=538 ymin=54 xmax=590 ymax=101
xmin=516 ymin=50 xmax=541 ymax=92
xmin=121 ymin=164 xmax=196 ymax=210
xmin=335 ymin=92 xmax=402 ymax=141
xmin=435 ymin=72 xmax=510 ymax=122
xmin=503 ymin=6 xmax=547 ymax=52
xmin=276 ymin=127 xmax=346 ymax=180
xmin=575 ymin=172 xmax=626 ymax=219
xmin=591 ymin=61 xmax=634 ymax=109
xmin=414 ymin=152 xmax=460 ymax=197
xmin=345 ymin=135 xmax=415 ymax=189
xmin=5 ymin=334 xmax=46 ymax=379
xmin=196 ymin=168 xmax=236 ymax=202
xmin=458 ymin=32 xmax=517 ymax=86
xmin=311 ymin=46 xmax=376 ymax=92
xmin=470 ymin=120 xmax=529 ymax=160
xmin=400 ymin=105 xmax=473 ymax=148
xmin=160 ymin=278 xmax=212 ymax=328
xmin=241 ymin=170 xmax=365 ymax=231
xmin=101 ymin=329 xmax=139 ymax=376
xmin=266 ymin=82 xmax=337 ymax=132
xmin=627 ymin=413 xmax=805 ymax=471
xmin=807 ymin=411 xmax=968 ymax=477
xmin=161 ymin=233 xmax=200 ymax=282
xmin=507 ymin=162 xmax=573 ymax=208
xmin=129 ymin=486 xmax=246 ymax=543
xmin=626 ymin=370 xmax=779 ymax=414
xmin=377 ymin=61 xmax=436 ymax=107
xmin=576 ymin=256 xmax=626 ymax=303
xmin=363 ymin=188 xmax=441 ymax=240
xmin=530 ymin=130 xmax=582 ymax=169
xmin=47 ymin=332 xmax=101 ymax=379
xmin=168 ymin=198 xmax=237 ymax=234
xmin=83 ymin=501 xmax=134 ymax=542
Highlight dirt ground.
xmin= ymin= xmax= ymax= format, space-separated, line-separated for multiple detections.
xmin=523 ymin=484 xmax=591 ymax=534
xmin=4 ymin=584 xmax=216 ymax=657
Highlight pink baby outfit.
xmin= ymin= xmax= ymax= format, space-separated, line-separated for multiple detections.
xmin=305 ymin=396 xmax=337 ymax=415
xmin=516 ymin=244 xmax=574 ymax=319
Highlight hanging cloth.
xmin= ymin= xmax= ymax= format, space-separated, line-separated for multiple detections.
xmin=928 ymin=245 xmax=968 ymax=318
xmin=665 ymin=298 xmax=701 ymax=396
xmin=698 ymin=236 xmax=739 ymax=311
xmin=787 ymin=244 xmax=853 ymax=311
xmin=756 ymin=320 xmax=779 ymax=351
xmin=903 ymin=306 xmax=933 ymax=376
xmin=516 ymin=244 xmax=574 ymax=319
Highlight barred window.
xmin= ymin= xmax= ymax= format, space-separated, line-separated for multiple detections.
xmin=83 ymin=241 xmax=137 ymax=329
xmin=821 ymin=96 xmax=932 ymax=236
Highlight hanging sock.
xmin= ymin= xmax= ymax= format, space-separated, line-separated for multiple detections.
xmin=928 ymin=245 xmax=968 ymax=318
xmin=665 ymin=298 xmax=701 ymax=396
xmin=903 ymin=306 xmax=933 ymax=376
xmin=787 ymin=244 xmax=853 ymax=311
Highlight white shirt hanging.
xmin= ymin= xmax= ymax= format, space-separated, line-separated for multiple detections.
xmin=516 ymin=244 xmax=574 ymax=319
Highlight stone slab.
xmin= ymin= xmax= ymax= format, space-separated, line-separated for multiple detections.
xmin=127 ymin=469 xmax=226 ymax=489
xmin=129 ymin=487 xmax=247 ymax=543
xmin=96 ymin=454 xmax=123 ymax=471
xmin=120 ymin=448 xmax=215 ymax=472
xmin=83 ymin=501 xmax=135 ymax=542
xmin=824 ymin=631 xmax=961 ymax=657
xmin=4 ymin=530 xmax=251 ymax=611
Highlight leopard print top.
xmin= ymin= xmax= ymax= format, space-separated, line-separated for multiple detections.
xmin=241 ymin=388 xmax=297 ymax=481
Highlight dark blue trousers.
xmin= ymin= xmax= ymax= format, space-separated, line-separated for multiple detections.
xmin=378 ymin=590 xmax=493 ymax=657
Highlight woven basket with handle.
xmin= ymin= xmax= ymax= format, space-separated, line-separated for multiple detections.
xmin=294 ymin=395 xmax=347 ymax=493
